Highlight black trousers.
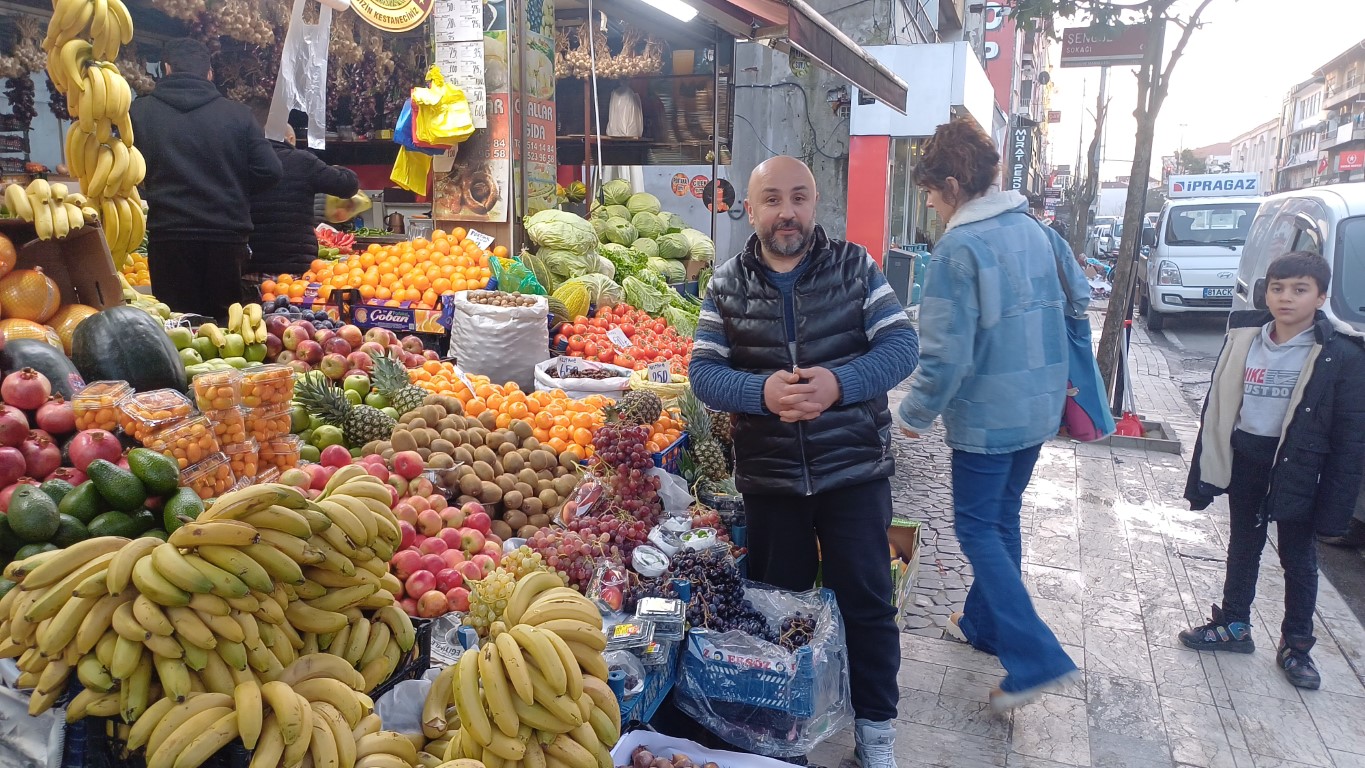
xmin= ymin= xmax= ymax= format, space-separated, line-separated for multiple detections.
xmin=743 ymin=478 xmax=899 ymax=722
xmin=147 ymin=239 xmax=250 ymax=323
xmin=1222 ymin=430 xmax=1318 ymax=643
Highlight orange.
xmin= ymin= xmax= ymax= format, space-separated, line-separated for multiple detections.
xmin=492 ymin=245 xmax=509 ymax=258
xmin=507 ymin=401 xmax=529 ymax=419
xmin=572 ymin=427 xmax=593 ymax=446
xmin=261 ymin=280 xmax=277 ymax=295
xmin=495 ymin=413 xmax=512 ymax=429
xmin=465 ymin=399 xmax=487 ymax=416
xmin=548 ymin=438 xmax=569 ymax=454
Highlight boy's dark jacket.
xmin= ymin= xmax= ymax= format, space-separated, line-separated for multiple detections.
xmin=1185 ymin=309 xmax=1365 ymax=535
xmin=247 ymin=141 xmax=360 ymax=276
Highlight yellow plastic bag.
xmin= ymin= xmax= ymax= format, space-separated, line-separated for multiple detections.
xmin=390 ymin=146 xmax=432 ymax=194
xmin=412 ymin=66 xmax=475 ymax=147
xmin=323 ymin=191 xmax=373 ymax=223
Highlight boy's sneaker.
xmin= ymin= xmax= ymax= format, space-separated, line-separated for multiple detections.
xmin=852 ymin=719 xmax=897 ymax=768
xmin=1277 ymin=637 xmax=1321 ymax=690
xmin=945 ymin=612 xmax=968 ymax=644
xmin=1318 ymin=518 xmax=1365 ymax=548
xmin=1178 ymin=604 xmax=1255 ymax=653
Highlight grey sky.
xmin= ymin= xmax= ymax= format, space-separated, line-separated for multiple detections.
xmin=1044 ymin=0 xmax=1361 ymax=180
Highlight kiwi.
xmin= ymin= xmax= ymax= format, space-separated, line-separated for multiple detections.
xmin=514 ymin=482 xmax=535 ymax=500
xmin=538 ymin=489 xmax=559 ymax=509
xmin=453 ymin=446 xmax=475 ymax=466
xmin=522 ymin=497 xmax=543 ymax=517
xmin=503 ymin=490 xmax=524 ymax=511
xmin=553 ymin=475 xmax=578 ymax=497
xmin=428 ymin=452 xmax=455 ymax=470
xmin=458 ymin=475 xmax=482 ymax=496
xmin=398 ymin=411 xmax=417 ymax=425
xmin=510 ymin=420 xmax=533 ymax=441
xmin=431 ymin=439 xmax=455 ymax=455
xmin=472 ymin=461 xmax=495 ymax=482
xmin=456 ymin=464 xmax=476 ymax=478
xmin=485 ymin=432 xmax=505 ymax=452
xmin=417 ymin=447 xmax=432 ymax=460
xmin=480 ymin=481 xmax=504 ymax=503
xmin=391 ymin=431 xmax=418 ymax=453
xmin=490 ymin=520 xmax=514 ymax=541
xmin=535 ymin=479 xmax=554 ymax=494
xmin=517 ymin=468 xmax=539 ymax=487
xmin=408 ymin=418 xmax=428 ymax=431
xmin=444 ymin=397 xmax=464 ymax=415
xmin=478 ymin=411 xmax=498 ymax=430
xmin=522 ymin=437 xmax=541 ymax=451
xmin=457 ymin=495 xmax=478 ymax=506
xmin=497 ymin=442 xmax=517 ymax=457
xmin=413 ymin=430 xmax=433 ymax=449
xmin=537 ymin=469 xmax=555 ymax=482
xmin=438 ymin=416 xmax=460 ymax=432
xmin=381 ymin=448 xmax=395 ymax=461
xmin=422 ymin=405 xmax=444 ymax=424
xmin=441 ymin=468 xmax=462 ymax=487
xmin=529 ymin=514 xmax=551 ymax=528
xmin=496 ymin=475 xmax=516 ymax=494
xmin=559 ymin=449 xmax=582 ymax=469
xmin=527 ymin=451 xmax=548 ymax=471
xmin=465 ymin=430 xmax=485 ymax=448
xmin=517 ymin=524 xmax=539 ymax=539
xmin=501 ymin=453 xmax=524 ymax=474
xmin=473 ymin=446 xmax=498 ymax=465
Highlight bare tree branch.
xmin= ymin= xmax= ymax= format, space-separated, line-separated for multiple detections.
xmin=1153 ymin=0 xmax=1216 ymax=107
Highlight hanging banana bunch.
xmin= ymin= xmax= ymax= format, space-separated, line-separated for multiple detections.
xmin=42 ymin=0 xmax=146 ymax=268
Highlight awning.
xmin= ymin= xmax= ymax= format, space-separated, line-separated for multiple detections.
xmin=690 ymin=0 xmax=909 ymax=114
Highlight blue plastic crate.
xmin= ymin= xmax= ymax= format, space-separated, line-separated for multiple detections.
xmin=652 ymin=433 xmax=689 ymax=474
xmin=680 ymin=628 xmax=821 ymax=718
xmin=619 ymin=641 xmax=680 ymax=725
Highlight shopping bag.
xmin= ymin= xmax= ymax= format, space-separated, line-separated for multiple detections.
xmin=323 ymin=191 xmax=373 ymax=223
xmin=265 ymin=0 xmax=332 ymax=149
xmin=1039 ymin=221 xmax=1116 ymax=442
xmin=412 ymin=66 xmax=475 ymax=148
xmin=390 ymin=147 xmax=432 ymax=195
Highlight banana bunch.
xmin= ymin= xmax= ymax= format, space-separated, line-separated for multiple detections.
xmin=421 ymin=572 xmax=618 ymax=768
xmin=227 ymin=302 xmax=267 ymax=345
xmin=117 ymin=271 xmax=172 ymax=319
xmin=43 ymin=0 xmax=146 ymax=268
xmin=3 ymin=179 xmax=97 ymax=240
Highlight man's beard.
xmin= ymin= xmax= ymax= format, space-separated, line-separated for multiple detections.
xmin=760 ymin=219 xmax=814 ymax=258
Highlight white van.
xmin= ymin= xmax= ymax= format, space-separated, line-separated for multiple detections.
xmin=1137 ymin=195 xmax=1263 ymax=330
xmin=1232 ymin=183 xmax=1365 ymax=329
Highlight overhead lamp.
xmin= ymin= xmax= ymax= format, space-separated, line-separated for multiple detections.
xmin=639 ymin=0 xmax=698 ymax=22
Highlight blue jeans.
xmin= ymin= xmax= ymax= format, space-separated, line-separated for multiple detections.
xmin=952 ymin=445 xmax=1078 ymax=692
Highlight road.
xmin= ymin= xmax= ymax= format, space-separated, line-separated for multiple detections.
xmin=1143 ymin=311 xmax=1365 ymax=627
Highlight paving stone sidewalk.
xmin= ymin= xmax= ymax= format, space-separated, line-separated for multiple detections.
xmin=808 ymin=311 xmax=1365 ymax=768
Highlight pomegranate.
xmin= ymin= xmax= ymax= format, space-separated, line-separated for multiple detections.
xmin=0 ymin=406 xmax=28 ymax=448
xmin=35 ymin=396 xmax=75 ymax=436
xmin=45 ymin=466 xmax=86 ymax=486
xmin=68 ymin=429 xmax=122 ymax=472
xmin=0 ymin=478 xmax=40 ymax=511
xmin=0 ymin=446 xmax=24 ymax=488
xmin=1 ymin=368 xmax=51 ymax=411
xmin=20 ymin=432 xmax=61 ymax=479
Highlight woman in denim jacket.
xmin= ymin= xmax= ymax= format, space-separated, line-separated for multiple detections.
xmin=897 ymin=118 xmax=1089 ymax=711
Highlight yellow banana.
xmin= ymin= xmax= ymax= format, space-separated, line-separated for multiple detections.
xmin=341 ymin=616 xmax=371 ymax=667
xmin=36 ymin=593 xmax=95 ymax=657
xmin=23 ymin=551 xmax=117 ymax=623
xmin=511 ymin=625 xmax=567 ymax=696
xmin=108 ymin=0 xmax=133 ymax=43
xmin=184 ymin=553 xmax=252 ymax=599
xmin=168 ymin=520 xmax=260 ymax=548
xmin=375 ymin=604 xmax=417 ymax=653
xmin=121 ymin=649 xmax=154 ymax=720
xmin=111 ymin=600 xmax=150 ymax=642
xmin=276 ymin=651 xmax=367 ymax=690
xmin=188 ymin=592 xmax=232 ymax=617
xmin=132 ymin=555 xmax=192 ymax=607
xmin=49 ymin=198 xmax=69 ymax=239
xmin=196 ymin=544 xmax=273 ymax=593
xmin=20 ymin=536 xmax=125 ymax=589
xmin=281 ymin=696 xmax=315 ymax=767
xmin=536 ymin=619 xmax=607 ymax=652
xmin=358 ymin=639 xmax=401 ymax=693
xmin=126 ymin=696 xmax=179 ymax=751
xmin=294 ymin=677 xmax=364 ymax=727
xmin=232 ymin=679 xmax=263 ymax=750
xmin=242 ymin=506 xmax=312 ymax=539
xmin=352 ymin=713 xmax=383 ymax=742
xmin=4 ymin=183 xmax=34 ymax=220
xmin=527 ymin=663 xmax=583 ymax=727
xmin=197 ymin=642 xmax=237 ymax=694
xmin=563 ymin=640 xmax=609 ymax=682
xmin=172 ymin=709 xmax=240 ymax=768
xmin=357 ymin=730 xmax=419 ymax=762
xmin=541 ymin=628 xmax=585 ymax=702
xmin=314 ymin=701 xmax=356 ymax=768
xmin=146 ymin=705 xmax=234 ymax=768
xmin=505 ymin=570 xmax=565 ymax=625
xmin=167 ymin=605 xmax=219 ymax=649
xmin=545 ymin=732 xmax=596 ymax=768
xmin=59 ymin=39 xmax=93 ymax=91
xmin=154 ymin=653 xmax=192 ymax=702
xmin=179 ymin=635 xmax=210 ymax=671
xmin=308 ymin=709 xmax=341 ymax=768
xmin=152 ymin=543 xmax=216 ymax=595
xmin=422 ymin=661 xmax=456 ymax=735
xmin=76 ymin=653 xmax=115 ymax=692
xmin=479 ymin=642 xmax=521 ymax=738
xmin=108 ymin=537 xmax=160 ymax=594
xmin=242 ymin=542 xmax=306 ymax=585
xmin=284 ymin=602 xmax=348 ymax=635
xmin=132 ymin=593 xmax=176 ymax=636
xmin=145 ymin=692 xmax=233 ymax=758
xmin=453 ymin=649 xmax=493 ymax=745
xmin=66 ymin=201 xmax=85 ymax=230
xmin=494 ymin=630 xmax=536 ymax=706
xmin=519 ymin=596 xmax=603 ymax=631
xmin=215 ymin=638 xmax=249 ymax=672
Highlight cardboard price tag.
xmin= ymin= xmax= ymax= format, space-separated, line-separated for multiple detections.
xmin=647 ymin=361 xmax=671 ymax=384
xmin=451 ymin=364 xmax=477 ymax=393
xmin=466 ymin=229 xmax=496 ymax=250
xmin=557 ymin=356 xmax=583 ymax=375
xmin=606 ymin=328 xmax=633 ymax=349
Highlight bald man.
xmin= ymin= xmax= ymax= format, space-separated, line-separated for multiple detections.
xmin=689 ymin=156 xmax=919 ymax=767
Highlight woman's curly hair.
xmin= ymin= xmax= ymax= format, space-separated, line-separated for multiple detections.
xmin=915 ymin=117 xmax=1000 ymax=206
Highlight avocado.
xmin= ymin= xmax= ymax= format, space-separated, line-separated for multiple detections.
xmin=0 ymin=578 xmax=16 ymax=601
xmin=38 ymin=479 xmax=74 ymax=506
xmin=140 ymin=529 xmax=169 ymax=541
xmin=14 ymin=543 xmax=57 ymax=559
xmin=128 ymin=508 xmax=158 ymax=535
xmin=50 ymin=514 xmax=90 ymax=548
xmin=86 ymin=511 xmax=141 ymax=539
xmin=58 ymin=481 xmax=107 ymax=525
xmin=86 ymin=460 xmax=148 ymax=513
xmin=7 ymin=487 xmax=61 ymax=543
xmin=162 ymin=488 xmax=205 ymax=534
xmin=0 ymin=515 xmax=16 ymax=556
xmin=126 ymin=449 xmax=180 ymax=498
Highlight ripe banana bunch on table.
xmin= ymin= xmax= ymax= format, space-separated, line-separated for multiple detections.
xmin=3 ymin=179 xmax=96 ymax=240
xmin=421 ymin=572 xmax=619 ymax=768
xmin=43 ymin=0 xmax=146 ymax=268
xmin=227 ymin=302 xmax=268 ymax=345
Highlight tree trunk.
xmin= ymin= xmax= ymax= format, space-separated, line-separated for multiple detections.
xmin=1067 ymin=88 xmax=1108 ymax=260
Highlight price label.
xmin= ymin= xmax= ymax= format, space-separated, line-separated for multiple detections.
xmin=466 ymin=229 xmax=496 ymax=250
xmin=606 ymin=328 xmax=633 ymax=349
xmin=556 ymin=356 xmax=582 ymax=375
xmin=647 ymin=361 xmax=671 ymax=384
xmin=451 ymin=364 xmax=476 ymax=393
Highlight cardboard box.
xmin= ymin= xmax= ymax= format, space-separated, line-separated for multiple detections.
xmin=0 ymin=219 xmax=123 ymax=310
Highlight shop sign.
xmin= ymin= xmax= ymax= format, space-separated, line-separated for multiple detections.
xmin=1060 ymin=24 xmax=1148 ymax=68
xmin=1167 ymin=173 xmax=1259 ymax=198
xmin=690 ymin=176 xmax=709 ymax=198
xmin=671 ymin=174 xmax=690 ymax=196
xmin=1047 ymin=110 xmax=1062 ymax=123
xmin=1007 ymin=126 xmax=1033 ymax=192
xmin=1338 ymin=151 xmax=1365 ymax=172
xmin=352 ymin=0 xmax=435 ymax=33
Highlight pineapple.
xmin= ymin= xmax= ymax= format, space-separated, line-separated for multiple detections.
xmin=293 ymin=375 xmax=396 ymax=446
xmin=708 ymin=407 xmax=733 ymax=448
xmin=679 ymin=388 xmax=730 ymax=481
xmin=370 ymin=351 xmax=427 ymax=416
xmin=617 ymin=389 xmax=663 ymax=426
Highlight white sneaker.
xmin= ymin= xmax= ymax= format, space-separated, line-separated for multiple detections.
xmin=988 ymin=670 xmax=1081 ymax=713
xmin=853 ymin=719 xmax=898 ymax=768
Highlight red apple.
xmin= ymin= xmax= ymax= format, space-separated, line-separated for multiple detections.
xmin=393 ymin=503 xmax=418 ymax=526
xmin=441 ymin=506 xmax=466 ymax=528
xmin=337 ymin=324 xmax=364 ymax=348
xmin=393 ymin=451 xmax=425 ymax=481
xmin=419 ymin=536 xmax=448 ymax=556
xmin=358 ymin=341 xmax=386 ymax=358
xmin=440 ymin=549 xmax=466 ymax=569
xmin=388 ymin=476 xmax=409 ymax=498
xmin=304 ymin=464 xmax=331 ymax=491
xmin=465 ymin=510 xmax=491 ymax=535
xmin=265 ymin=314 xmax=291 ymax=338
xmin=295 ymin=320 xmax=317 ymax=338
xmin=265 ymin=334 xmax=284 ymax=359
xmin=279 ymin=468 xmax=311 ymax=489
xmin=407 ymin=495 xmax=430 ymax=513
xmin=436 ymin=568 xmax=464 ymax=592
xmin=438 ymin=527 xmax=464 ymax=550
xmin=460 ymin=527 xmax=485 ymax=554
xmin=296 ymin=340 xmax=324 ymax=365
xmin=481 ymin=541 xmax=503 ymax=562
xmin=314 ymin=329 xmax=336 ymax=347
xmin=275 ymin=349 xmax=296 ymax=364
xmin=405 ymin=570 xmax=436 ymax=597
xmin=364 ymin=327 xmax=398 ymax=347
xmin=398 ymin=521 xmax=417 ymax=550
xmin=401 ymin=335 xmax=426 ymax=355
xmin=410 ymin=476 xmax=435 ymax=498
xmin=455 ymin=560 xmax=482 ymax=583
xmin=418 ymin=553 xmax=446 ymax=575
xmin=446 ymin=587 xmax=470 ymax=612
xmin=400 ymin=597 xmax=418 ymax=616
xmin=417 ymin=590 xmax=449 ymax=618
xmin=365 ymin=463 xmax=390 ymax=483
xmin=346 ymin=351 xmax=374 ymax=373
xmin=471 ymin=553 xmax=495 ymax=576
xmin=320 ymin=444 xmax=352 ymax=468
xmin=323 ymin=336 xmax=352 ymax=357
xmin=286 ymin=360 xmax=312 ymax=376
xmin=428 ymin=494 xmax=448 ymax=512
xmin=390 ymin=549 xmax=422 ymax=580
xmin=416 ymin=509 xmax=443 ymax=537
xmin=424 ymin=349 xmax=441 ymax=361
xmin=282 ymin=325 xmax=311 ymax=351
xmin=319 ymin=353 xmax=348 ymax=381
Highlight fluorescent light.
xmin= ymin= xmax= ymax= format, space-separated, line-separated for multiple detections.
xmin=640 ymin=0 xmax=697 ymax=22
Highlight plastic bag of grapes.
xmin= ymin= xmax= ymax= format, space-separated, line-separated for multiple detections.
xmin=674 ymin=577 xmax=853 ymax=757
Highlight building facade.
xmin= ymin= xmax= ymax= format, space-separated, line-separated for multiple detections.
xmin=1316 ymin=40 xmax=1365 ymax=185
xmin=1230 ymin=117 xmax=1281 ymax=192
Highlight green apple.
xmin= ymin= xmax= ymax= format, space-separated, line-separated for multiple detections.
xmin=344 ymin=388 xmax=362 ymax=406
xmin=299 ymin=428 xmax=314 ymax=446
xmin=312 ymin=425 xmax=345 ymax=449
xmin=183 ymin=363 xmax=214 ymax=380
xmin=191 ymin=337 xmax=218 ymax=361
xmin=222 ymin=357 xmax=250 ymax=369
xmin=343 ymin=374 xmax=371 ymax=399
xmin=168 ymin=326 xmax=194 ymax=350
xmin=349 ymin=447 xmax=363 ymax=458
xmin=291 ymin=405 xmax=310 ymax=432
xmin=299 ymin=445 xmax=322 ymax=464
xmin=222 ymin=333 xmax=246 ymax=359
xmin=244 ymin=343 xmax=268 ymax=363
xmin=308 ymin=415 xmax=324 ymax=431
xmin=364 ymin=391 xmax=390 ymax=409
xmin=178 ymin=348 xmax=204 ymax=366
xmin=381 ymin=407 xmax=399 ymax=421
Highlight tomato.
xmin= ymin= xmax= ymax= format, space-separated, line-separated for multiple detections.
xmin=572 ymin=323 xmax=588 ymax=336
xmin=598 ymin=349 xmax=615 ymax=364
xmin=584 ymin=341 xmax=599 ymax=358
xmin=616 ymin=354 xmax=636 ymax=368
xmin=568 ymin=335 xmax=586 ymax=353
xmin=620 ymin=324 xmax=635 ymax=338
xmin=652 ymin=321 xmax=666 ymax=334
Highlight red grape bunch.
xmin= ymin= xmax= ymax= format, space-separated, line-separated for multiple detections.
xmin=526 ymin=527 xmax=611 ymax=592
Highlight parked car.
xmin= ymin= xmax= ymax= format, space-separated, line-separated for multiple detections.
xmin=1232 ymin=183 xmax=1365 ymax=330
xmin=1137 ymin=195 xmax=1263 ymax=330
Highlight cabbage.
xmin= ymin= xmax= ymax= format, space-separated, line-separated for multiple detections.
xmin=662 ymin=305 xmax=698 ymax=337
xmin=632 ymin=212 xmax=666 ymax=240
xmin=589 ymin=201 xmax=611 ymax=220
xmin=664 ymin=213 xmax=686 ymax=233
xmin=681 ymin=228 xmax=715 ymax=262
xmin=602 ymin=218 xmax=638 ymax=247
xmin=592 ymin=217 xmax=611 ymax=239
xmin=602 ymin=179 xmax=633 ymax=206
xmin=631 ymin=238 xmax=659 ymax=261
xmin=525 ymin=210 xmax=597 ymax=254
xmin=539 ymin=248 xmax=601 ymax=278
xmin=606 ymin=205 xmax=631 ymax=221
xmin=626 ymin=193 xmax=662 ymax=216
xmin=599 ymin=242 xmax=646 ymax=278
xmin=594 ymin=254 xmax=616 ymax=279
xmin=656 ymin=232 xmax=690 ymax=260
xmin=648 ymin=257 xmax=686 ymax=283
xmin=623 ymin=275 xmax=676 ymax=314
xmin=561 ymin=274 xmax=624 ymax=307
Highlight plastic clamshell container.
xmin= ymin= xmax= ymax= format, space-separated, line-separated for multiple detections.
xmin=240 ymin=364 xmax=294 ymax=409
xmin=203 ymin=407 xmax=248 ymax=449
xmin=182 ymin=452 xmax=235 ymax=500
xmin=255 ymin=466 xmax=282 ymax=485
xmin=223 ymin=438 xmax=259 ymax=481
xmin=145 ymin=415 xmax=221 ymax=470
xmin=605 ymin=618 xmax=654 ymax=653
xmin=191 ymin=369 xmax=243 ymax=412
xmin=635 ymin=597 xmax=685 ymax=639
xmin=73 ymin=381 xmax=132 ymax=432
xmin=118 ymin=389 xmax=193 ymax=442
xmin=243 ymin=403 xmax=293 ymax=443
xmin=259 ymin=434 xmax=302 ymax=473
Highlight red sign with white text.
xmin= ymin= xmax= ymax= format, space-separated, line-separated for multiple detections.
xmin=1339 ymin=151 xmax=1365 ymax=172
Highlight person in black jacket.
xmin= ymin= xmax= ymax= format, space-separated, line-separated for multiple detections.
xmin=243 ymin=102 xmax=360 ymax=291
xmin=129 ymin=39 xmax=282 ymax=321
xmin=1181 ymin=251 xmax=1365 ymax=690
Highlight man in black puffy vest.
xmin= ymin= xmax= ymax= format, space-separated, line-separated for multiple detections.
xmin=690 ymin=156 xmax=919 ymax=767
